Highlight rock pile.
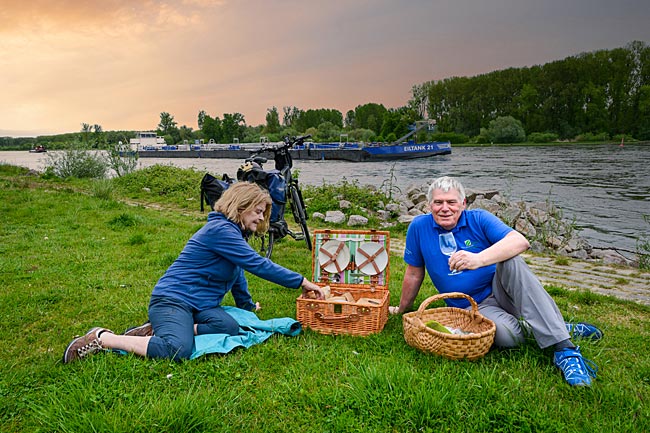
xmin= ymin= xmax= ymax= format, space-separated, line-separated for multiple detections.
xmin=311 ymin=182 xmax=637 ymax=267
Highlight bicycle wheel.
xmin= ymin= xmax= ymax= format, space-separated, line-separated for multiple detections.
xmin=248 ymin=231 xmax=274 ymax=259
xmin=289 ymin=184 xmax=312 ymax=251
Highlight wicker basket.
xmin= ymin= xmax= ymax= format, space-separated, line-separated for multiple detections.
xmin=403 ymin=292 xmax=496 ymax=360
xmin=296 ymin=229 xmax=390 ymax=336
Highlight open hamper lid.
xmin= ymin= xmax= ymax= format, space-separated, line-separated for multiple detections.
xmin=312 ymin=229 xmax=390 ymax=290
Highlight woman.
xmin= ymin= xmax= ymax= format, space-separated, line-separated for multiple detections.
xmin=63 ymin=182 xmax=323 ymax=363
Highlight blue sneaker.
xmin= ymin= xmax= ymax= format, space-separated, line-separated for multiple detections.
xmin=565 ymin=322 xmax=603 ymax=341
xmin=553 ymin=346 xmax=598 ymax=387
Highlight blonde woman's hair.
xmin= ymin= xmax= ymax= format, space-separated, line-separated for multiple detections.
xmin=214 ymin=182 xmax=272 ymax=233
xmin=427 ymin=176 xmax=466 ymax=203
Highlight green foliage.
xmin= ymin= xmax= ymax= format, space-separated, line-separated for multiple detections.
xmin=111 ymin=164 xmax=203 ymax=208
xmin=302 ymin=178 xmax=393 ymax=228
xmin=157 ymin=111 xmax=178 ymax=143
xmin=197 ymin=112 xmax=246 ymax=144
xmin=264 ymin=106 xmax=281 ymax=134
xmin=347 ymin=128 xmax=375 ymax=142
xmin=294 ymin=108 xmax=343 ymax=132
xmin=314 ymin=121 xmax=341 ymax=142
xmin=528 ymin=132 xmax=559 ymax=143
xmin=430 ymin=132 xmax=469 ymax=144
xmin=44 ymin=144 xmax=109 ymax=179
xmin=351 ymin=102 xmax=388 ymax=134
xmin=379 ymin=162 xmax=401 ymax=200
xmin=91 ymin=178 xmax=115 ymax=200
xmin=426 ymin=41 xmax=650 ymax=141
xmin=0 ymin=162 xmax=30 ymax=176
xmin=487 ymin=116 xmax=526 ymax=144
xmin=554 ymin=256 xmax=570 ymax=266
xmin=307 ymin=178 xmax=388 ymax=212
xmin=475 ymin=127 xmax=490 ymax=144
xmin=576 ymin=132 xmax=610 ymax=142
xmin=108 ymin=212 xmax=144 ymax=229
xmin=106 ymin=143 xmax=138 ymax=177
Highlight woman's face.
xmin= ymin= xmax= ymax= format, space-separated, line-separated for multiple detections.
xmin=240 ymin=202 xmax=267 ymax=232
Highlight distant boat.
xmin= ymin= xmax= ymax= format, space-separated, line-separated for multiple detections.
xmin=29 ymin=145 xmax=47 ymax=153
xmin=136 ymin=140 xmax=451 ymax=162
xmin=134 ymin=120 xmax=452 ymax=162
xmin=289 ymin=140 xmax=451 ymax=161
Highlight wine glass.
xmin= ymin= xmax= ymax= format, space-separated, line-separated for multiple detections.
xmin=439 ymin=232 xmax=462 ymax=275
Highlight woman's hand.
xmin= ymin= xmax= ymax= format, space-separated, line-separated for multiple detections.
xmin=254 ymin=301 xmax=261 ymax=311
xmin=301 ymin=278 xmax=325 ymax=300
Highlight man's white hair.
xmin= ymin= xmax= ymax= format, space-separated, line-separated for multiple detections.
xmin=427 ymin=176 xmax=466 ymax=203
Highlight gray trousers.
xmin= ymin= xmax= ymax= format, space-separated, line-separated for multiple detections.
xmin=472 ymin=256 xmax=570 ymax=349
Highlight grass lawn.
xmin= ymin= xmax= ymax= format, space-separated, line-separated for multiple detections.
xmin=1 ymin=164 xmax=648 ymax=432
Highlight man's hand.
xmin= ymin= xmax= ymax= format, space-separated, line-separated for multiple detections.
xmin=449 ymin=231 xmax=530 ymax=271
xmin=448 ymin=250 xmax=481 ymax=272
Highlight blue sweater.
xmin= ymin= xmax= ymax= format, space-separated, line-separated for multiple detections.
xmin=151 ymin=212 xmax=304 ymax=311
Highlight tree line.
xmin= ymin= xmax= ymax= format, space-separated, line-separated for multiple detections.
xmin=2 ymin=40 xmax=648 ymax=150
xmin=412 ymin=40 xmax=650 ymax=142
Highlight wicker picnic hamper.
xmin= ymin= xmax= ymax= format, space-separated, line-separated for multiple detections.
xmin=296 ymin=229 xmax=390 ymax=336
xmin=403 ymin=292 xmax=496 ymax=360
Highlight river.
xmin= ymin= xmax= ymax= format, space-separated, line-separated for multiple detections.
xmin=2 ymin=144 xmax=649 ymax=254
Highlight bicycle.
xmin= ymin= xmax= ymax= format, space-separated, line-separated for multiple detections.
xmin=239 ymin=135 xmax=312 ymax=258
xmin=201 ymin=135 xmax=312 ymax=259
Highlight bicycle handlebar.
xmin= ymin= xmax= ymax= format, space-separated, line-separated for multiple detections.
xmin=247 ymin=135 xmax=312 ymax=159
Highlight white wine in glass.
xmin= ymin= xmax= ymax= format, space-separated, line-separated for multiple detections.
xmin=439 ymin=232 xmax=462 ymax=275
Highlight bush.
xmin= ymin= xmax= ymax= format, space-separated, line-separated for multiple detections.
xmin=576 ymin=132 xmax=610 ymax=142
xmin=44 ymin=146 xmax=108 ymax=179
xmin=486 ymin=116 xmax=526 ymax=143
xmin=528 ymin=132 xmax=559 ymax=143
xmin=106 ymin=143 xmax=138 ymax=177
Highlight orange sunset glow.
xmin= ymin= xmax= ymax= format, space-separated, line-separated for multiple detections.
xmin=2 ymin=0 xmax=649 ymax=137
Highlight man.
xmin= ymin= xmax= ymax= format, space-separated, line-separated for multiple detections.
xmin=389 ymin=176 xmax=602 ymax=386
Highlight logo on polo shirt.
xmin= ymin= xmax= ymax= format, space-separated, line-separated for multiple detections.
xmin=464 ymin=239 xmax=472 ymax=248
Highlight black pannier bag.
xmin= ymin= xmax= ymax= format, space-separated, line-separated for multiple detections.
xmin=236 ymin=164 xmax=287 ymax=222
xmin=200 ymin=173 xmax=233 ymax=211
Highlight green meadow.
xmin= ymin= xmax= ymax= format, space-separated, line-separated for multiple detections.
xmin=1 ymin=164 xmax=648 ymax=433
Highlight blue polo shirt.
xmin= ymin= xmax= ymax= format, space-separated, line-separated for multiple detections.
xmin=404 ymin=209 xmax=513 ymax=308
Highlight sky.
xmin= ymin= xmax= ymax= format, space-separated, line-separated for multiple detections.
xmin=2 ymin=0 xmax=650 ymax=137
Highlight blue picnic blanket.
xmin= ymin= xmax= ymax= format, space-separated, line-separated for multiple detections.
xmin=190 ymin=306 xmax=302 ymax=360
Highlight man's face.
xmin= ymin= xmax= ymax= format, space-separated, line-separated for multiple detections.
xmin=429 ymin=188 xmax=466 ymax=230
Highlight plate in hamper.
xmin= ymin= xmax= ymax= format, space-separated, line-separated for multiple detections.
xmin=355 ymin=242 xmax=388 ymax=275
xmin=318 ymin=240 xmax=351 ymax=273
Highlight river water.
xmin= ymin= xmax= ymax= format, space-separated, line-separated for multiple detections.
xmin=3 ymin=144 xmax=649 ymax=253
